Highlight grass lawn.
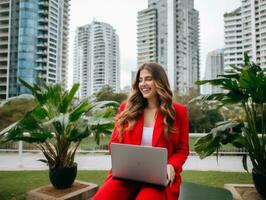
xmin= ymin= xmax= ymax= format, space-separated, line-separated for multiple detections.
xmin=0 ymin=170 xmax=252 ymax=200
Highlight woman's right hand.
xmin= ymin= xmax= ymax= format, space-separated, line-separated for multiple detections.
xmin=167 ymin=164 xmax=175 ymax=187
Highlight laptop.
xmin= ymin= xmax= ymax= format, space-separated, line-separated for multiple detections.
xmin=110 ymin=143 xmax=169 ymax=186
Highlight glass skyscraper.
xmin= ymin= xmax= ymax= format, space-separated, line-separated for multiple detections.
xmin=0 ymin=0 xmax=70 ymax=100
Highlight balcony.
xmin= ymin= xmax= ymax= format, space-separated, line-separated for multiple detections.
xmin=36 ymin=50 xmax=47 ymax=55
xmin=38 ymin=26 xmax=48 ymax=31
xmin=0 ymin=57 xmax=7 ymax=62
xmin=36 ymin=58 xmax=47 ymax=63
xmin=37 ymin=34 xmax=48 ymax=39
xmin=0 ymin=16 xmax=8 ymax=21
xmin=0 ymin=8 xmax=9 ymax=13
xmin=0 ymin=48 xmax=8 ymax=53
xmin=0 ymin=0 xmax=9 ymax=4
xmin=38 ymin=10 xmax=48 ymax=15
xmin=36 ymin=66 xmax=47 ymax=71
xmin=38 ymin=18 xmax=48 ymax=23
xmin=39 ymin=1 xmax=49 ymax=6
xmin=37 ymin=42 xmax=48 ymax=47
xmin=0 ymin=32 xmax=8 ymax=37
xmin=0 ymin=24 xmax=8 ymax=29
xmin=0 ymin=65 xmax=6 ymax=69
xmin=0 ymin=73 xmax=7 ymax=78
xmin=0 ymin=81 xmax=7 ymax=86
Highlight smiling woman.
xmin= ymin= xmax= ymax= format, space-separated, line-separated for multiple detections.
xmin=92 ymin=63 xmax=189 ymax=200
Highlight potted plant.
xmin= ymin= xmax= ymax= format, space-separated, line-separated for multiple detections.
xmin=194 ymin=53 xmax=266 ymax=198
xmin=0 ymin=79 xmax=119 ymax=189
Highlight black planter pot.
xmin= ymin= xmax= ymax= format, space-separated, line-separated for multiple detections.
xmin=252 ymin=170 xmax=266 ymax=199
xmin=49 ymin=163 xmax=77 ymax=189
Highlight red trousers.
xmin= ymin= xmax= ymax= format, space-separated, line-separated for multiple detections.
xmin=92 ymin=178 xmax=167 ymax=200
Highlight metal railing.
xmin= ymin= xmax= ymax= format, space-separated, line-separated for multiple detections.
xmin=0 ymin=133 xmax=247 ymax=155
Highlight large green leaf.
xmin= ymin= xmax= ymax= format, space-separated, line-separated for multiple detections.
xmin=0 ymin=122 xmax=18 ymax=136
xmin=68 ymin=125 xmax=91 ymax=142
xmin=31 ymin=106 xmax=48 ymax=120
xmin=217 ymin=73 xmax=239 ymax=79
xmin=194 ymin=121 xmax=245 ymax=159
xmin=46 ymin=84 xmax=63 ymax=109
xmin=43 ymin=114 xmax=69 ymax=135
xmin=91 ymin=101 xmax=119 ymax=110
xmin=19 ymin=78 xmax=47 ymax=105
xmin=19 ymin=78 xmax=35 ymax=93
xmin=195 ymin=78 xmax=228 ymax=86
xmin=194 ymin=134 xmax=221 ymax=159
xmin=60 ymin=83 xmax=80 ymax=113
xmin=69 ymin=101 xmax=90 ymax=122
xmin=11 ymin=131 xmax=53 ymax=143
xmin=19 ymin=113 xmax=40 ymax=130
xmin=0 ymin=125 xmax=21 ymax=143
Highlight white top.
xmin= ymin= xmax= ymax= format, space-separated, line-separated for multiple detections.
xmin=141 ymin=127 xmax=153 ymax=146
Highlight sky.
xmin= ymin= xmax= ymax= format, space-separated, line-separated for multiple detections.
xmin=68 ymin=0 xmax=241 ymax=90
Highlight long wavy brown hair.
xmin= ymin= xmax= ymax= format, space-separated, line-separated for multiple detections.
xmin=117 ymin=63 xmax=176 ymax=140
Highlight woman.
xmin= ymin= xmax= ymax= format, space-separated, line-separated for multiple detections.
xmin=93 ymin=63 xmax=189 ymax=200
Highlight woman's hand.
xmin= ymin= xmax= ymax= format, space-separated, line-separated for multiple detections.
xmin=167 ymin=164 xmax=175 ymax=187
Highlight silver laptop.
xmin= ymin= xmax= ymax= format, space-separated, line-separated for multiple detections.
xmin=110 ymin=143 xmax=169 ymax=186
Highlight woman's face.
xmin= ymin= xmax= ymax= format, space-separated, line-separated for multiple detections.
xmin=138 ymin=69 xmax=157 ymax=100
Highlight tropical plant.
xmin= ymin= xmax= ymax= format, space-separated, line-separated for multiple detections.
xmin=194 ymin=53 xmax=266 ymax=196
xmin=0 ymin=79 xmax=119 ymax=168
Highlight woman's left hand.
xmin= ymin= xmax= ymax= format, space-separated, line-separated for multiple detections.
xmin=167 ymin=164 xmax=175 ymax=187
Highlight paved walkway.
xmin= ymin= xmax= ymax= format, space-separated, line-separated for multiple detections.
xmin=0 ymin=152 xmax=252 ymax=172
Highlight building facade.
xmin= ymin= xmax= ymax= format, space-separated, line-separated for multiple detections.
xmin=202 ymin=49 xmax=224 ymax=94
xmin=0 ymin=0 xmax=10 ymax=100
xmin=0 ymin=0 xmax=70 ymax=101
xmin=137 ymin=8 xmax=157 ymax=66
xmin=73 ymin=21 xmax=120 ymax=99
xmin=137 ymin=0 xmax=199 ymax=95
xmin=224 ymin=0 xmax=266 ymax=71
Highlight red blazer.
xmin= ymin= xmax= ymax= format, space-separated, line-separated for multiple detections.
xmin=107 ymin=102 xmax=189 ymax=200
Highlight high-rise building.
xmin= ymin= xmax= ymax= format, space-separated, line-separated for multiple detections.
xmin=137 ymin=0 xmax=199 ymax=95
xmin=0 ymin=0 xmax=70 ymax=101
xmin=0 ymin=0 xmax=10 ymax=100
xmin=73 ymin=25 xmax=90 ymax=99
xmin=137 ymin=8 xmax=157 ymax=66
xmin=224 ymin=8 xmax=244 ymax=71
xmin=224 ymin=0 xmax=266 ymax=71
xmin=73 ymin=21 xmax=120 ymax=99
xmin=202 ymin=49 xmax=224 ymax=94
